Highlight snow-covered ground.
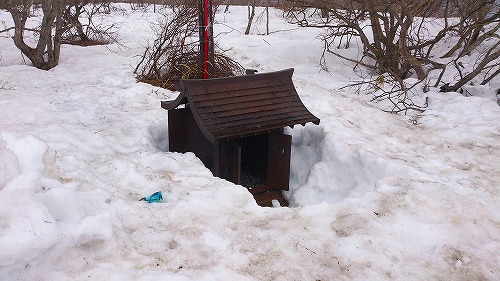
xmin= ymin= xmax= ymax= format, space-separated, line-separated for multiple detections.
xmin=1 ymin=5 xmax=499 ymax=281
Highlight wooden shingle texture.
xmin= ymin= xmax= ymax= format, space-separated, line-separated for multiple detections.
xmin=161 ymin=68 xmax=320 ymax=143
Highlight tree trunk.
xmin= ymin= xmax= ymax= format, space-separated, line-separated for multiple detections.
xmin=7 ymin=0 xmax=65 ymax=70
xmin=65 ymin=5 xmax=89 ymax=41
xmin=398 ymin=9 xmax=426 ymax=80
xmin=265 ymin=1 xmax=269 ymax=35
xmin=245 ymin=1 xmax=255 ymax=35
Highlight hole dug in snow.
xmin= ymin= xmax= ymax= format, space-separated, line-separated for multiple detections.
xmin=145 ymin=120 xmax=169 ymax=152
xmin=288 ymin=126 xmax=410 ymax=206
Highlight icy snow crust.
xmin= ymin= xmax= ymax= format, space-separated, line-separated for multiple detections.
xmin=0 ymin=6 xmax=499 ymax=281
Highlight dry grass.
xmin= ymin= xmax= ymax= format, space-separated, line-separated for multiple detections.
xmin=137 ymin=51 xmax=244 ymax=90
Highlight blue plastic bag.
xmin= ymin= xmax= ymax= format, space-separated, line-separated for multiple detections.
xmin=140 ymin=191 xmax=163 ymax=203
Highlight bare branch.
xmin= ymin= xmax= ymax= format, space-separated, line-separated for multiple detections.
xmin=135 ymin=2 xmax=244 ymax=90
xmin=283 ymin=0 xmax=499 ymax=101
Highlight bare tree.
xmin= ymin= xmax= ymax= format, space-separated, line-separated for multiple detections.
xmin=265 ymin=0 xmax=269 ymax=34
xmin=245 ymin=0 xmax=256 ymax=35
xmin=285 ymin=1 xmax=443 ymax=79
xmin=283 ymin=0 xmax=499 ymax=111
xmin=134 ymin=1 xmax=243 ymax=90
xmin=243 ymin=0 xmax=272 ymax=35
xmin=135 ymin=2 xmax=199 ymax=86
xmin=5 ymin=0 xmax=67 ymax=70
xmin=4 ymin=0 xmax=123 ymax=69
xmin=435 ymin=0 xmax=500 ymax=91
xmin=62 ymin=1 xmax=118 ymax=45
xmin=63 ymin=1 xmax=91 ymax=42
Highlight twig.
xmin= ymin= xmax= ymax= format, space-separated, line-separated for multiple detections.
xmin=0 ymin=81 xmax=14 ymax=91
xmin=296 ymin=243 xmax=317 ymax=255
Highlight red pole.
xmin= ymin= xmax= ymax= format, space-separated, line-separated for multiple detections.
xmin=203 ymin=0 xmax=209 ymax=79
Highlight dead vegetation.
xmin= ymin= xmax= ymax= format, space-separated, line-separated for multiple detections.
xmin=61 ymin=2 xmax=118 ymax=46
xmin=283 ymin=0 xmax=499 ymax=113
xmin=3 ymin=1 xmax=121 ymax=70
xmin=134 ymin=1 xmax=244 ymax=90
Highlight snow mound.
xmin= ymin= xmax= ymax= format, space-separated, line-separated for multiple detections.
xmin=0 ymin=5 xmax=498 ymax=280
xmin=0 ymin=133 xmax=61 ymax=269
xmin=289 ymin=126 xmax=410 ymax=205
xmin=0 ymin=133 xmax=113 ymax=275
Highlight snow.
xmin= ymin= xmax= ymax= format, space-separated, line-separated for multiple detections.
xmin=1 ymin=5 xmax=499 ymax=281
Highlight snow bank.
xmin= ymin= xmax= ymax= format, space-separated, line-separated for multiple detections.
xmin=0 ymin=133 xmax=113 ymax=277
xmin=0 ymin=5 xmax=498 ymax=281
xmin=289 ymin=125 xmax=411 ymax=205
xmin=0 ymin=134 xmax=60 ymax=269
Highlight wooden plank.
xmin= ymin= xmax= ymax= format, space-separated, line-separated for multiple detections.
xmin=189 ymin=85 xmax=296 ymax=103
xmin=168 ymin=108 xmax=187 ymax=153
xmin=200 ymin=78 xmax=292 ymax=95
xmin=186 ymin=108 xmax=214 ymax=169
xmin=183 ymin=69 xmax=294 ymax=96
xmin=204 ymin=108 xmax=311 ymax=128
xmin=253 ymin=190 xmax=289 ymax=207
xmin=195 ymin=93 xmax=298 ymax=110
xmin=197 ymin=97 xmax=301 ymax=116
xmin=177 ymin=68 xmax=320 ymax=141
xmin=201 ymin=104 xmax=307 ymax=126
xmin=247 ymin=185 xmax=270 ymax=195
xmin=267 ymin=132 xmax=292 ymax=191
xmin=208 ymin=113 xmax=315 ymax=134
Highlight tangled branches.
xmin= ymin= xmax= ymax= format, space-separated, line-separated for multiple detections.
xmin=134 ymin=2 xmax=244 ymax=90
xmin=137 ymin=50 xmax=244 ymax=90
xmin=61 ymin=2 xmax=118 ymax=46
xmin=283 ymin=0 xmax=499 ymax=113
xmin=342 ymin=74 xmax=429 ymax=115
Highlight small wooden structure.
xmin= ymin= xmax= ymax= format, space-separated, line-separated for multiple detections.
xmin=161 ymin=68 xmax=320 ymax=206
